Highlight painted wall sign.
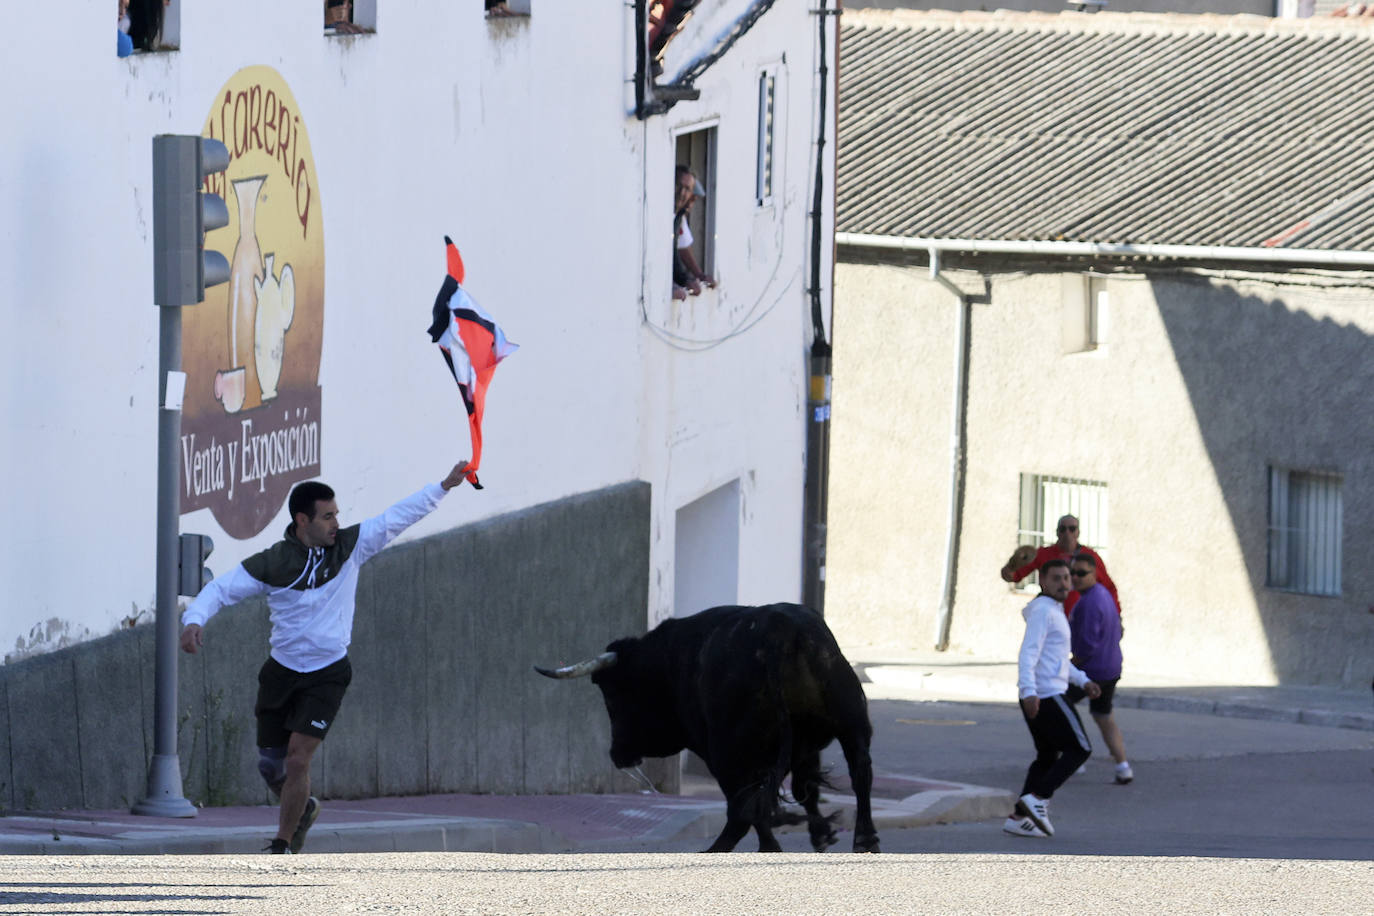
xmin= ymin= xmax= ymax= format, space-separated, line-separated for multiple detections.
xmin=181 ymin=66 xmax=324 ymax=539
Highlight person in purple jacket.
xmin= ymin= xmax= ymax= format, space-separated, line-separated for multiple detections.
xmin=1066 ymin=553 xmax=1133 ymax=785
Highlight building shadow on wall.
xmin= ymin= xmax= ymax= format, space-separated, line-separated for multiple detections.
xmin=1153 ymin=273 xmax=1373 ymax=686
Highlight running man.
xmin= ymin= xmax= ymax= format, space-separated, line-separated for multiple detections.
xmin=180 ymin=460 xmax=472 ymax=853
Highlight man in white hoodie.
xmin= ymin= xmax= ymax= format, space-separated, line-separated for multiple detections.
xmin=1005 ymin=558 xmax=1100 ymax=839
xmin=179 ymin=460 xmax=471 ymax=853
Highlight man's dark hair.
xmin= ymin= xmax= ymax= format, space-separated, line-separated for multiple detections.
xmin=289 ymin=481 xmax=335 ymax=521
xmin=1071 ymin=552 xmax=1097 ymax=570
xmin=1041 ymin=558 xmax=1069 ymax=575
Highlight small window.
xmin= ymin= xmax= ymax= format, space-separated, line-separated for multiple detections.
xmin=1267 ymin=467 xmax=1342 ymax=596
xmin=325 ymin=0 xmax=376 ymax=34
xmin=486 ymin=0 xmax=531 ymax=16
xmin=121 ymin=0 xmax=180 ymax=54
xmin=756 ymin=72 xmax=776 ymax=206
xmin=672 ymin=127 xmax=717 ymax=297
xmin=1014 ymin=473 xmax=1109 ymax=590
xmin=1062 ymin=274 xmax=1107 ymax=353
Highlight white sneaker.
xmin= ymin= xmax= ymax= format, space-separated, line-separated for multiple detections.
xmin=1003 ymin=815 xmax=1048 ymax=838
xmin=1018 ymin=793 xmax=1055 ymax=836
xmin=1114 ymin=763 xmax=1134 ymax=785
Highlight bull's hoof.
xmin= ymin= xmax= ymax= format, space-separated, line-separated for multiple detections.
xmin=852 ymin=832 xmax=881 ymax=854
xmin=810 ymin=829 xmax=839 ymax=852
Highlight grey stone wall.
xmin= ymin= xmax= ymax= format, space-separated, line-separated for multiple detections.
xmin=0 ymin=480 xmax=672 ymax=812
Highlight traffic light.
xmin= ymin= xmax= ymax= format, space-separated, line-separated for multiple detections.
xmin=178 ymin=533 xmax=214 ymax=597
xmin=152 ymin=134 xmax=231 ymax=306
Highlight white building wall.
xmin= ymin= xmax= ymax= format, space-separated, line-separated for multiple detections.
xmin=1 ymin=1 xmax=830 ymax=659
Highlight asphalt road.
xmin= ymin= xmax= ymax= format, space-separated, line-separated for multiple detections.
xmin=1 ymin=852 xmax=1370 ymax=915
xmin=1 ymin=694 xmax=1369 ymax=914
xmin=618 ymin=692 xmax=1374 ymax=858
xmin=853 ymin=695 xmax=1374 ymax=860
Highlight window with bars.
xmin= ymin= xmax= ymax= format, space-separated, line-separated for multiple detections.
xmin=755 ymin=71 xmax=776 ymax=206
xmin=1267 ymin=467 xmax=1342 ymax=596
xmin=1014 ymin=473 xmax=1109 ymax=590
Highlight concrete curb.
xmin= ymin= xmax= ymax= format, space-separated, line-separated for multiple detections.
xmin=0 ymin=779 xmax=1012 ymax=856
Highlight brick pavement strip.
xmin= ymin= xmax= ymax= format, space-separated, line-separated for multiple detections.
xmin=0 ymin=778 xmax=1012 ymax=856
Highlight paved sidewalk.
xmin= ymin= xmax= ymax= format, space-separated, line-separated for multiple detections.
xmin=3 ymin=648 xmax=1367 ymax=856
xmin=850 ymin=647 xmax=1374 ymax=731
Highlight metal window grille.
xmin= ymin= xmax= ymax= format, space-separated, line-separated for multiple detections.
xmin=1267 ymin=467 xmax=1342 ymax=596
xmin=755 ymin=73 xmax=775 ymax=205
xmin=1014 ymin=474 xmax=1109 ymax=590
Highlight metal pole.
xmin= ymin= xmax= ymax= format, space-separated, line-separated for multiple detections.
xmin=132 ymin=303 xmax=196 ymax=817
xmin=803 ymin=349 xmax=831 ymax=615
xmin=802 ymin=0 xmax=835 ymax=616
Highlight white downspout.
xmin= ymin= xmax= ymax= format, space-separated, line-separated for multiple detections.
xmin=929 ymin=248 xmax=969 ymax=652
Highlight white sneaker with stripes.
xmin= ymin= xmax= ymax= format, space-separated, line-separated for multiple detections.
xmin=1018 ymin=793 xmax=1055 ymax=836
xmin=1003 ymin=815 xmax=1048 ymax=838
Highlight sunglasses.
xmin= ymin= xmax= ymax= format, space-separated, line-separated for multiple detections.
xmin=1070 ymin=569 xmax=1092 ymax=578
xmin=1058 ymin=525 xmax=1078 ymax=532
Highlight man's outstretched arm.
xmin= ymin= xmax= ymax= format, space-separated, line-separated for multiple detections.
xmin=180 ymin=564 xmax=273 ymax=653
xmin=354 ymin=460 xmax=472 ymax=562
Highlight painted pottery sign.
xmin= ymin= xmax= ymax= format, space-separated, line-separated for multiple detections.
xmin=181 ymin=66 xmax=324 ymax=539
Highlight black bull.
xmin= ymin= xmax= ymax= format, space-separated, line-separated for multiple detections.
xmin=535 ymin=603 xmax=881 ymax=853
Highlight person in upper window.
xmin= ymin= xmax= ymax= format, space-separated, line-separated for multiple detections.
xmin=125 ymin=0 xmax=167 ymax=52
xmin=325 ymin=0 xmax=365 ymax=33
xmin=672 ymin=165 xmax=715 ymax=301
xmin=117 ymin=0 xmax=134 ymax=57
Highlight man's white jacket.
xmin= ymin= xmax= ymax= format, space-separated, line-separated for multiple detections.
xmin=1017 ymin=594 xmax=1091 ymax=700
xmin=182 ymin=482 xmax=448 ymax=672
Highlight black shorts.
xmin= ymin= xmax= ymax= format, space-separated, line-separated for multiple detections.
xmin=1066 ymin=677 xmax=1118 ymax=715
xmin=255 ymin=655 xmax=352 ymax=747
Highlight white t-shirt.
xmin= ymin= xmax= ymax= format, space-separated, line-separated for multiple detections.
xmin=676 ymin=216 xmax=693 ymax=250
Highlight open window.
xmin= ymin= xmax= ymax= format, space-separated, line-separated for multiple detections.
xmin=649 ymin=1 xmax=697 ymax=78
xmin=486 ymin=0 xmax=531 ymax=16
xmin=325 ymin=0 xmax=376 ymax=35
xmin=673 ymin=126 xmax=717 ymax=295
xmin=120 ymin=0 xmax=180 ymax=55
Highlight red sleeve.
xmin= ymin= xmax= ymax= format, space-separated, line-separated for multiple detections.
xmin=1086 ymin=549 xmax=1122 ymax=615
xmin=1010 ymin=545 xmax=1058 ymax=583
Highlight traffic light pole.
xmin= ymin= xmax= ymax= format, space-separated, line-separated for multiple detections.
xmin=133 ymin=134 xmax=229 ymax=818
xmin=132 ymin=305 xmax=196 ymax=817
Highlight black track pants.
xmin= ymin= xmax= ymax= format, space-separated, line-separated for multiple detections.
xmin=1019 ymin=692 xmax=1092 ymax=799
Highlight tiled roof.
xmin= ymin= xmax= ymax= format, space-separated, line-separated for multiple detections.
xmin=837 ymin=10 xmax=1374 ymax=250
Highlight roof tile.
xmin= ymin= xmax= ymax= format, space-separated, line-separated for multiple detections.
xmin=838 ymin=10 xmax=1374 ymax=249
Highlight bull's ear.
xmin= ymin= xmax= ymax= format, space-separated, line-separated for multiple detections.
xmin=533 ymin=652 xmax=618 ymax=679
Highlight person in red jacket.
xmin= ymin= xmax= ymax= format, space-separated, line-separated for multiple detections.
xmin=1001 ymin=514 xmax=1120 ymax=617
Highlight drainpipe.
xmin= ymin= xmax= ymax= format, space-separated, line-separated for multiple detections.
xmin=929 ymin=248 xmax=971 ymax=652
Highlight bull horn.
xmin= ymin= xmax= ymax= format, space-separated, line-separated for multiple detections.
xmin=533 ymin=651 xmax=618 ymax=679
